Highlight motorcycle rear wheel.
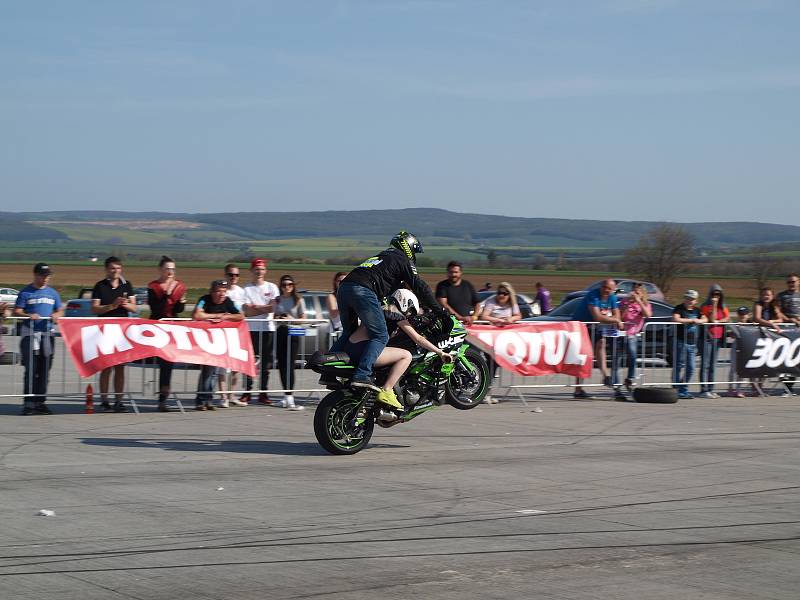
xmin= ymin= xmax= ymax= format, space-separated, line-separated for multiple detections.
xmin=314 ymin=390 xmax=375 ymax=455
xmin=446 ymin=347 xmax=490 ymax=410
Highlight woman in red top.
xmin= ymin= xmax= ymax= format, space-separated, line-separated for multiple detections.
xmin=698 ymin=284 xmax=730 ymax=398
xmin=147 ymin=256 xmax=188 ymax=412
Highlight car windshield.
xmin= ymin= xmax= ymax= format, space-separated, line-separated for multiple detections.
xmin=547 ymin=298 xmax=583 ymax=317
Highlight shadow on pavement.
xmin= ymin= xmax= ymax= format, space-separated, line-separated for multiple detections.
xmin=80 ymin=437 xmax=409 ymax=455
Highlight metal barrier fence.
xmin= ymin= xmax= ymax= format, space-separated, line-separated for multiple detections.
xmin=2 ymin=315 xmax=797 ymax=413
xmin=488 ymin=321 xmax=799 ymax=403
xmin=0 ymin=316 xmax=340 ymax=413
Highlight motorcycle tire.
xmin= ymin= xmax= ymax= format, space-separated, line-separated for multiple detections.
xmin=314 ymin=390 xmax=375 ymax=455
xmin=446 ymin=347 xmax=490 ymax=410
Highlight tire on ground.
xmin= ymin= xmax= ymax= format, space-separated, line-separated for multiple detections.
xmin=633 ymin=387 xmax=678 ymax=404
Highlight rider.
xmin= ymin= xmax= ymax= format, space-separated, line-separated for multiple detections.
xmin=341 ymin=289 xmax=452 ymax=409
xmin=328 ymin=231 xmax=444 ymax=401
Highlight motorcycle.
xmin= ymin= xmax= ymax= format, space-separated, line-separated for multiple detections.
xmin=309 ymin=314 xmax=489 ymax=455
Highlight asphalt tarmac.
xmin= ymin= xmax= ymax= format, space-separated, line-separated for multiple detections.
xmin=1 ymin=393 xmax=799 ymax=599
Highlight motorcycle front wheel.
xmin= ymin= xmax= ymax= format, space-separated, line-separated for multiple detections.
xmin=314 ymin=390 xmax=375 ymax=455
xmin=445 ymin=347 xmax=490 ymax=410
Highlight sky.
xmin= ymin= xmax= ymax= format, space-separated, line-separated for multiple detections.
xmin=1 ymin=0 xmax=798 ymax=223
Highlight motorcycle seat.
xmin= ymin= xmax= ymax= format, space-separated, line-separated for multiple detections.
xmin=308 ymin=350 xmax=353 ymax=372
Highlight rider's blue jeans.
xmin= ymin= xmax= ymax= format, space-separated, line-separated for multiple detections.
xmin=330 ymin=282 xmax=388 ymax=382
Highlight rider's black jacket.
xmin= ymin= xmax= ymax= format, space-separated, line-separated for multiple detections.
xmin=344 ymin=248 xmax=439 ymax=311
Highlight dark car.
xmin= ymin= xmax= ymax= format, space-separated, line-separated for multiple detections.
xmin=523 ymin=297 xmax=677 ymax=366
xmin=476 ymin=290 xmax=539 ymax=319
xmin=560 ymin=279 xmax=665 ymax=305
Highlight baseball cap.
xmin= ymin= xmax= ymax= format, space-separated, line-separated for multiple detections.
xmin=737 ymin=306 xmax=751 ymax=315
xmin=250 ymin=258 xmax=267 ymax=269
xmin=684 ymin=289 xmax=699 ymax=299
xmin=33 ymin=262 xmax=52 ymax=275
xmin=211 ymin=279 xmax=229 ymax=289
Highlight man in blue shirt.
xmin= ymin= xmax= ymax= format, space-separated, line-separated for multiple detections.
xmin=573 ymin=279 xmax=625 ymax=400
xmin=13 ymin=263 xmax=63 ymax=415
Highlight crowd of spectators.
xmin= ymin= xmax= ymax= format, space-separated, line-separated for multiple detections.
xmin=2 ymin=257 xmax=799 ymax=415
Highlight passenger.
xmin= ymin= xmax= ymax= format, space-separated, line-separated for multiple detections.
xmin=91 ymin=256 xmax=136 ymax=413
xmin=327 ymin=271 xmax=347 ymax=334
xmin=341 ymin=289 xmax=452 ymax=410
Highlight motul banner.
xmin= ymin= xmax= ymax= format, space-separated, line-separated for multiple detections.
xmin=59 ymin=318 xmax=256 ymax=378
xmin=734 ymin=325 xmax=800 ymax=378
xmin=466 ymin=321 xmax=593 ymax=379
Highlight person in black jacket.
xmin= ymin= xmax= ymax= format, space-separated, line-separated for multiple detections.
xmin=329 ymin=231 xmax=442 ymax=399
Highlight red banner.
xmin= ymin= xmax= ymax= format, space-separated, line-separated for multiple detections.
xmin=466 ymin=321 xmax=593 ymax=379
xmin=58 ymin=318 xmax=256 ymax=378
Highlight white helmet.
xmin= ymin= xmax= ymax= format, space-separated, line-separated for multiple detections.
xmin=389 ymin=289 xmax=420 ymax=316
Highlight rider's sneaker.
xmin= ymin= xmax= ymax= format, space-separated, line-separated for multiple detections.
xmin=376 ymin=389 xmax=403 ymax=410
xmin=351 ymin=376 xmax=381 ymax=392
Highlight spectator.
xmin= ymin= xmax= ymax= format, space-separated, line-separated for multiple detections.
xmin=224 ymin=263 xmax=246 ymax=305
xmin=436 ymin=261 xmax=480 ymax=324
xmin=575 ymin=278 xmax=626 ymax=400
xmin=479 ymin=281 xmax=521 ymax=390
xmin=274 ymin=275 xmax=306 ymax=411
xmin=698 ymin=284 xmax=730 ymax=398
xmin=327 ymin=271 xmax=347 ymax=334
xmin=618 ymin=281 xmax=652 ymax=392
xmin=91 ymin=256 xmax=136 ymax=413
xmin=479 ymin=282 xmax=522 ymax=326
xmin=777 ymin=273 xmax=800 ymax=327
xmin=534 ymin=282 xmax=552 ymax=315
xmin=192 ymin=279 xmax=244 ymax=410
xmin=776 ymin=274 xmax=800 ymax=396
xmin=0 ymin=302 xmax=8 ymax=360
xmin=672 ymin=289 xmax=707 ymax=399
xmin=13 ymin=263 xmax=63 ymax=415
xmin=241 ymin=258 xmax=280 ymax=405
xmin=753 ymin=287 xmax=785 ymax=331
xmin=147 ymin=256 xmax=187 ymax=412
xmin=220 ymin=263 xmax=246 ymax=406
xmin=479 ymin=282 xmax=492 ymax=292
xmin=724 ymin=306 xmax=751 ymax=398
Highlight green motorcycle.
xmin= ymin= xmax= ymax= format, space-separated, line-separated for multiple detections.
xmin=309 ymin=315 xmax=489 ymax=455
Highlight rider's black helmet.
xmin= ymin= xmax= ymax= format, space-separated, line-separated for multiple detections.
xmin=390 ymin=230 xmax=423 ymax=263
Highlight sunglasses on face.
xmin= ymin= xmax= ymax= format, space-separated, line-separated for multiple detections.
xmin=497 ymin=291 xmax=509 ymax=296
xmin=280 ymin=282 xmax=294 ymax=288
xmin=226 ymin=272 xmax=240 ymax=277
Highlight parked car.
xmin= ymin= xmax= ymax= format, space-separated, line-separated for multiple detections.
xmin=476 ymin=290 xmax=540 ymax=319
xmin=65 ymin=288 xmax=140 ymax=318
xmin=523 ymin=297 xmax=677 ymax=366
xmin=0 ymin=287 xmax=19 ymax=304
xmin=64 ymin=288 xmax=95 ymax=317
xmin=560 ymin=279 xmax=665 ymax=305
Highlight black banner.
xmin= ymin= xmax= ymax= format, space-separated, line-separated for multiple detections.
xmin=734 ymin=325 xmax=800 ymax=378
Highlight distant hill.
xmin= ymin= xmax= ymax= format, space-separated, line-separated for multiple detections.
xmin=0 ymin=213 xmax=69 ymax=242
xmin=11 ymin=209 xmax=800 ymax=248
